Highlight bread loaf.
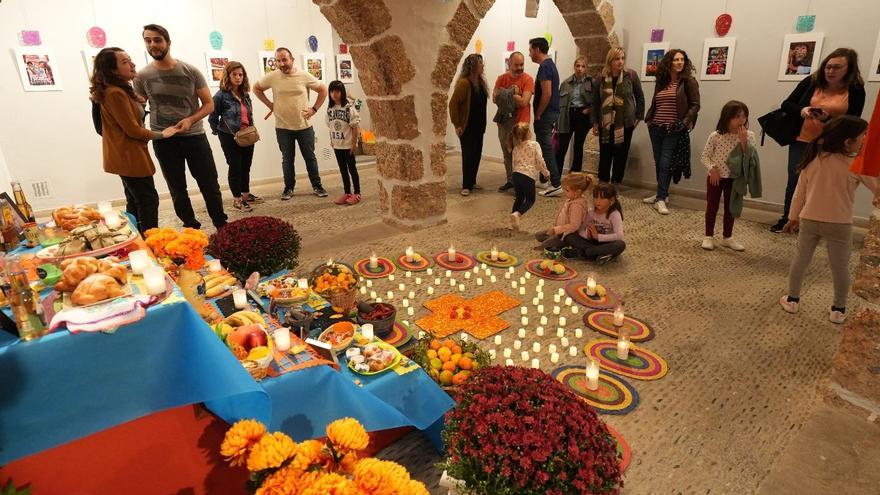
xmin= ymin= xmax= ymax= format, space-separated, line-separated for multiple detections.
xmin=71 ymin=273 xmax=126 ymax=305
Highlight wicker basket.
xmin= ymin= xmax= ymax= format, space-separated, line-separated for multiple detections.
xmin=326 ymin=287 xmax=357 ymax=312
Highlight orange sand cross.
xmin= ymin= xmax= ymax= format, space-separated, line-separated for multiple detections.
xmin=416 ymin=291 xmax=520 ymax=339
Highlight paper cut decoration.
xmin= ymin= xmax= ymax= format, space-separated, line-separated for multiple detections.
xmin=544 ymin=32 xmax=553 ymax=47
xmin=507 ymin=41 xmax=515 ymax=51
xmin=20 ymin=31 xmax=41 ymax=46
xmin=650 ymin=29 xmax=664 ymax=42
xmin=263 ymin=39 xmax=276 ymax=50
xmin=87 ymin=27 xmax=106 ymax=48
xmin=258 ymin=51 xmax=276 ymax=75
xmin=700 ymin=37 xmax=736 ymax=81
xmin=715 ymin=14 xmax=732 ymax=36
xmin=777 ymin=32 xmax=824 ymax=81
xmin=308 ymin=35 xmax=318 ymax=53
xmin=210 ymin=31 xmax=224 ymax=50
xmin=339 ymin=43 xmax=348 ymax=54
xmin=303 ymin=53 xmax=325 ymax=82
xmin=475 ymin=38 xmax=483 ymax=54
xmin=336 ymin=54 xmax=354 ymax=84
xmin=641 ymin=42 xmax=669 ymax=82
xmin=796 ymin=15 xmax=815 ymax=33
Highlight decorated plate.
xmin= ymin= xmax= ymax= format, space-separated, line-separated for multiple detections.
xmin=474 ymin=250 xmax=521 ymax=268
xmin=36 ymin=228 xmax=139 ymax=261
xmin=524 ymin=259 xmax=578 ymax=281
xmin=347 ymin=340 xmax=402 ymax=375
xmin=354 ymin=257 xmax=396 ymax=278
xmin=395 ymin=253 xmax=433 ymax=272
xmin=585 ymin=339 xmax=668 ymax=380
xmin=433 ymin=251 xmax=476 ymax=271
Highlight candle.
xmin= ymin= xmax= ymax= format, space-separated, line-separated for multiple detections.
xmin=297 ymin=278 xmax=309 ymax=290
xmin=405 ymin=271 xmax=412 ymax=278
xmin=405 ymin=246 xmax=414 ymax=262
xmin=512 ymin=281 xmax=518 ymax=289
xmin=613 ymin=304 xmax=625 ymax=327
xmin=508 ymin=267 xmax=515 ymax=274
xmin=531 ymin=358 xmax=540 ymax=369
xmin=558 ymin=288 xmax=566 ymax=297
xmin=369 ymin=253 xmax=378 ymax=269
xmin=553 ymin=306 xmax=561 ymax=315
xmin=415 ymin=277 xmax=422 ymax=285
xmin=538 ymin=304 xmax=544 ymax=314
xmin=376 ymin=297 xmax=383 ymax=303
xmin=536 ymin=326 xmax=544 ymax=336
xmin=233 ymin=289 xmax=247 ymax=309
xmin=458 ymin=284 xmax=465 ymax=292
xmin=460 ymin=333 xmax=469 ymax=342
xmin=559 ymin=316 xmax=567 ymax=327
xmin=575 ymin=328 xmax=583 ymax=338
xmin=370 ymin=291 xmax=377 ymax=299
xmin=521 ymin=316 xmax=528 ymax=326
xmin=427 ymin=287 xmax=434 ymax=295
xmin=445 ymin=270 xmax=452 ymax=278
xmin=327 ymin=258 xmax=334 ymax=266
xmin=490 ymin=246 xmax=498 ymax=261
xmin=556 ymin=328 xmax=564 ymax=338
xmin=503 ymin=348 xmax=512 ymax=358
xmin=408 ymin=291 xmax=415 ymax=299
xmin=494 ymin=335 xmax=502 ymax=345
xmin=490 ymin=275 xmax=497 ymax=283
xmin=398 ymin=283 xmax=405 ymax=291
xmin=273 ymin=328 xmax=291 ymax=352
xmin=450 ymin=279 xmax=456 ymax=287
xmin=97 ymin=200 xmax=112 ymax=214
xmin=361 ymin=324 xmax=374 ymax=341
xmin=586 ymin=360 xmax=600 ymax=390
xmin=447 ymin=246 xmax=457 ymax=262
xmin=388 ymin=274 xmax=395 ymax=282
xmin=489 ymin=349 xmax=496 ymax=359
xmin=207 ymin=259 xmax=222 ymax=273
xmin=366 ymin=280 xmax=373 ymax=288
xmin=617 ymin=337 xmax=630 ymax=360
xmin=519 ymin=287 xmax=526 ymax=295
xmin=532 ymin=297 xmax=539 ymax=306
xmin=561 ymin=337 xmax=569 ymax=347
xmin=505 ymin=359 xmax=514 ymax=366
xmin=504 ymin=272 xmax=511 ymax=279
xmin=435 ymin=278 xmax=441 ymax=285
xmin=464 ymin=272 xmax=471 ymax=280
xmin=520 ymin=277 xmax=526 ymax=285
xmin=551 ymin=353 xmax=559 ymax=363
xmin=403 ymin=320 xmax=410 ymax=326
xmin=565 ymin=297 xmax=572 ymax=306
xmin=484 ymin=268 xmax=491 ymax=277
xmin=427 ymin=268 xmax=433 ymax=275
xmin=418 ymin=331 xmax=425 ymax=339
xmin=102 ymin=211 xmax=122 ymax=229
xmin=553 ymin=294 xmax=561 ymax=303
xmin=586 ymin=273 xmax=597 ymax=296
xmin=524 ymin=272 xmax=531 ymax=279
xmin=537 ymin=291 xmax=544 ymax=299
xmin=532 ymin=342 xmax=541 ymax=353
xmin=387 ymin=291 xmax=394 ymax=299
xmin=473 ymin=267 xmax=480 ymax=273
xmin=569 ymin=346 xmax=578 ymax=357
xmin=548 ymin=344 xmax=557 ymax=354
xmin=143 ymin=267 xmax=166 ymax=295
xmin=520 ymin=307 xmax=528 ymax=315
xmin=521 ymin=351 xmax=530 ymax=361
xmin=360 ymin=286 xmax=368 ymax=294
xmin=571 ymin=306 xmax=580 ymax=315
xmin=128 ymin=250 xmax=150 ymax=275
xmin=402 ymin=299 xmax=409 ymax=307
xmin=477 ymin=278 xmax=483 ymax=286
xmin=518 ymin=328 xmax=526 ymax=338
xmin=514 ymin=340 xmax=522 ymax=350
xmin=537 ymin=278 xmax=544 ymax=286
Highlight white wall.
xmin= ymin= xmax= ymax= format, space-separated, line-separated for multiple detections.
xmin=0 ymin=0 xmax=340 ymax=211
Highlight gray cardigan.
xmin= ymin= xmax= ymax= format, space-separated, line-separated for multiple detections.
xmin=591 ymin=69 xmax=645 ymax=129
xmin=556 ymin=74 xmax=593 ymax=133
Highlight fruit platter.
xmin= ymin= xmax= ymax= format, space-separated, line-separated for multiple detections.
xmin=412 ymin=336 xmax=490 ymax=392
xmin=310 ymin=262 xmax=358 ymax=312
xmin=257 ymin=276 xmax=309 ymax=306
xmin=318 ymin=320 xmax=356 ymax=352
xmin=346 ymin=341 xmax=402 ymax=375
xmin=356 ymin=301 xmax=397 ymax=336
xmin=215 ymin=310 xmax=274 ymax=380
xmin=36 ymin=222 xmax=138 ymax=261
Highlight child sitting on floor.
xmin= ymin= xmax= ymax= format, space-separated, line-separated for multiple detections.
xmin=509 ymin=122 xmax=550 ymax=230
xmin=534 ymin=172 xmax=593 ymax=253
xmin=563 ymin=182 xmax=626 ymax=264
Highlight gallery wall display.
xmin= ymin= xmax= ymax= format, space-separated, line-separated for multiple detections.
xmin=258 ymin=50 xmax=277 ymax=76
xmin=205 ymin=50 xmax=231 ymax=87
xmin=13 ymin=47 xmax=62 ymax=92
xmin=869 ymin=31 xmax=880 ymax=82
xmin=641 ymin=42 xmax=669 ymax=82
xmin=699 ymin=37 xmax=736 ymax=81
xmin=777 ymin=32 xmax=824 ymax=81
xmin=303 ymin=53 xmax=325 ymax=82
xmin=335 ymin=54 xmax=353 ymax=84
xmin=81 ymin=48 xmax=100 ymax=78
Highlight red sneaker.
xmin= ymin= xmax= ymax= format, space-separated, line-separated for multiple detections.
xmin=334 ymin=194 xmax=350 ymax=205
xmin=345 ymin=194 xmax=362 ymax=205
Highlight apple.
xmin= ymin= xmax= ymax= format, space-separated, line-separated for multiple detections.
xmin=229 ymin=324 xmax=268 ymax=350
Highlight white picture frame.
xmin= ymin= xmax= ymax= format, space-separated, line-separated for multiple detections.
xmin=13 ymin=47 xmax=62 ymax=91
xmin=335 ymin=54 xmax=354 ymax=84
xmin=699 ymin=37 xmax=736 ymax=81
xmin=302 ymin=53 xmax=325 ymax=82
xmin=204 ymin=50 xmax=231 ymax=87
xmin=868 ymin=31 xmax=880 ymax=82
xmin=777 ymin=32 xmax=824 ymax=81
xmin=257 ymin=50 xmax=277 ymax=77
xmin=502 ymin=51 xmax=514 ymax=73
xmin=144 ymin=51 xmax=153 ymax=68
xmin=81 ymin=48 xmax=100 ymax=78
xmin=641 ymin=42 xmax=669 ymax=82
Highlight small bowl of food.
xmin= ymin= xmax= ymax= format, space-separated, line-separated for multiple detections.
xmin=318 ymin=320 xmax=356 ymax=352
xmin=356 ymin=301 xmax=397 ymax=337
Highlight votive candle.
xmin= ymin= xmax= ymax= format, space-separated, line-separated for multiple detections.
xmin=273 ymin=329 xmax=291 ymax=352
xmin=387 ymin=291 xmax=394 ymax=299
xmin=586 ymin=360 xmax=600 ymax=390
xmin=369 ymin=253 xmax=378 ymax=269
xmin=520 ymin=307 xmax=528 ymax=315
xmin=556 ymin=328 xmax=564 ymax=338
xmin=490 ymin=275 xmax=497 ymax=283
xmin=521 ymin=351 xmax=530 ymax=361
xmin=207 ymin=258 xmax=222 ymax=273
xmin=569 ymin=346 xmax=578 ymax=357
xmin=531 ymin=358 xmax=540 ymax=369
xmin=505 ymin=359 xmax=514 ymax=366
xmin=361 ymin=324 xmax=374 ymax=340
xmin=575 ymin=328 xmax=583 ymax=338
xmin=494 ymin=335 xmax=502 ymax=345
xmin=536 ymin=326 xmax=544 ymax=336
xmin=518 ymin=328 xmax=526 ymax=338
xmin=388 ymin=274 xmax=395 ymax=282
xmin=561 ymin=337 xmax=569 ymax=347
xmin=617 ymin=337 xmax=630 ymax=360
xmin=447 ymin=245 xmax=457 ymax=262
xmin=532 ymin=342 xmax=541 ymax=353
xmin=477 ymin=278 xmax=483 ymax=286
xmin=405 ymin=247 xmax=414 ymax=262
xmin=550 ymin=353 xmax=559 ymax=363
xmin=521 ymin=316 xmax=528 ymax=325
xmin=503 ymin=348 xmax=512 ymax=358
xmin=514 ymin=340 xmax=522 ymax=350
xmin=233 ymin=289 xmax=247 ymax=309
xmin=548 ymin=344 xmax=557 ymax=354
xmin=427 ymin=287 xmax=434 ymax=295
xmin=128 ymin=250 xmax=150 ymax=275
xmin=144 ymin=267 xmax=166 ymax=295
xmin=559 ymin=316 xmax=567 ymax=327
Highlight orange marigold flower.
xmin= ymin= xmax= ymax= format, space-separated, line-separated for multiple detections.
xmin=339 ymin=451 xmax=360 ymax=475
xmin=290 ymin=439 xmax=327 ymax=472
xmin=247 ymin=432 xmax=297 ymax=471
xmin=300 ymin=473 xmax=357 ymax=495
xmin=326 ymin=417 xmax=369 ymax=452
xmin=406 ymin=479 xmax=431 ymax=495
xmin=257 ymin=469 xmax=318 ymax=495
xmin=220 ymin=419 xmax=266 ymax=467
xmin=353 ymin=458 xmax=412 ymax=495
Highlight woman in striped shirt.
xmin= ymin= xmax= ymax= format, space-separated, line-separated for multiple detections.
xmin=643 ymin=49 xmax=701 ymax=214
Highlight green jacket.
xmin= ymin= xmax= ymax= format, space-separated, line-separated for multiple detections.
xmin=727 ymin=144 xmax=762 ymax=218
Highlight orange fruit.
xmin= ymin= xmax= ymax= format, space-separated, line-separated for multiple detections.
xmin=452 ymin=370 xmax=470 ymax=385
xmin=439 ymin=370 xmax=454 ymax=386
xmin=449 ymin=353 xmax=462 ymax=367
xmin=437 ymin=347 xmax=452 ymax=362
xmin=426 ymin=349 xmax=438 ymax=360
xmin=458 ymin=356 xmax=473 ymax=370
xmin=451 ymin=344 xmax=462 ymax=355
xmin=442 ymin=361 xmax=457 ymax=372
xmin=429 ymin=339 xmax=442 ymax=351
xmin=443 ymin=340 xmax=456 ymax=349
xmin=429 ymin=358 xmax=442 ymax=371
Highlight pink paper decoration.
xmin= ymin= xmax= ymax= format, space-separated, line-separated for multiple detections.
xmin=715 ymin=14 xmax=732 ymax=36
xmin=339 ymin=43 xmax=348 ymax=54
xmin=507 ymin=41 xmax=515 ymax=51
xmin=20 ymin=30 xmax=41 ymax=46
xmin=650 ymin=29 xmax=664 ymax=42
xmin=87 ymin=27 xmax=106 ymax=48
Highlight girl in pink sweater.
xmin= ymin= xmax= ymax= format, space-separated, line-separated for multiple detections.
xmin=534 ymin=172 xmax=593 ymax=253
xmin=780 ymin=116 xmax=878 ymax=324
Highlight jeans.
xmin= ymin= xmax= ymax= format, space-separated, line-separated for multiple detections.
xmin=498 ymin=119 xmax=516 ymax=182
xmin=152 ymin=133 xmax=227 ymax=229
xmin=459 ymin=126 xmax=484 ymax=190
xmin=705 ymin=177 xmax=734 ymax=237
xmin=276 ymin=127 xmax=323 ymax=191
xmin=782 ymin=141 xmax=808 ymax=221
xmin=511 ymin=172 xmax=536 ymax=215
xmin=333 ymin=148 xmax=360 ymax=194
xmin=534 ymin=111 xmax=561 ymax=187
xmin=217 ymin=132 xmax=255 ymax=198
xmin=563 ymin=235 xmax=627 ymax=259
xmin=119 ymin=175 xmax=159 ymax=232
xmin=555 ymin=108 xmax=590 ymax=174
xmin=598 ymin=126 xmax=635 ymax=183
xmin=648 ymin=124 xmax=684 ymax=201
xmin=535 ymin=232 xmax=565 ymax=250
xmin=787 ymin=219 xmax=852 ymax=308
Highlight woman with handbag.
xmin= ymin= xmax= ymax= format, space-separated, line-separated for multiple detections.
xmin=769 ymin=48 xmax=865 ymax=233
xmin=89 ymin=47 xmax=178 ymax=232
xmin=209 ymin=61 xmax=261 ymax=212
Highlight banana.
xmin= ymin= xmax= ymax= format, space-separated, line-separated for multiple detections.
xmin=239 ymin=310 xmax=265 ymax=325
xmin=204 ymin=272 xmax=225 ymax=283
xmin=224 ymin=310 xmax=265 ymax=327
xmin=224 ymin=314 xmax=248 ymax=327
xmin=206 ymin=275 xmax=236 ymax=291
xmin=206 ymin=285 xmax=228 ymax=298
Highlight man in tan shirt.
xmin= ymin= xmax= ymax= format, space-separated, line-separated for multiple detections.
xmin=253 ymin=47 xmax=329 ymax=199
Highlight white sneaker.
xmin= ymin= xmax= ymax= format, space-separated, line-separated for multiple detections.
xmin=779 ymin=295 xmax=799 ymax=314
xmin=510 ymin=212 xmax=521 ymax=231
xmin=542 ymin=186 xmax=563 ymax=197
xmin=654 ymin=200 xmax=669 ymax=215
xmin=829 ymin=309 xmax=847 ymax=324
xmin=701 ymin=236 xmax=715 ymax=250
xmin=642 ymin=194 xmax=657 ymax=204
xmin=461 ymin=189 xmax=470 ymax=196
xmin=538 ymin=181 xmax=550 ymax=190
xmin=720 ymin=237 xmax=745 ymax=251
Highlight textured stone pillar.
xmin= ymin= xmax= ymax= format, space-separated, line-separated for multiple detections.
xmin=853 ymin=193 xmax=880 ymax=303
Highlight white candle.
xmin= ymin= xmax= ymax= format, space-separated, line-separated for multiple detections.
xmin=521 ymin=351 xmax=530 ymax=361
xmin=361 ymin=324 xmax=374 ymax=341
xmin=370 ymin=291 xmax=377 ymax=299
xmin=485 ymin=268 xmax=491 ymax=277
xmin=376 ymin=297 xmax=383 ymax=303
xmin=531 ymin=358 xmax=540 ymax=369
xmin=405 ymin=246 xmax=414 ymax=262
xmin=617 ymin=337 xmax=630 ymax=360
xmin=505 ymin=359 xmax=514 ymax=366
xmin=519 ymin=287 xmax=526 ymax=295
xmin=144 ymin=267 xmax=166 ymax=295
xmin=556 ymin=328 xmax=565 ymax=338
xmin=207 ymin=259 xmax=222 ymax=273
xmin=613 ymin=305 xmax=625 ymax=327
xmin=233 ymin=289 xmax=247 ymax=309
xmin=504 ymin=272 xmax=511 ymax=279
xmin=408 ymin=291 xmax=415 ymax=299
xmin=559 ymin=316 xmax=567 ymax=327
xmin=520 ymin=277 xmax=526 ymax=285
xmin=494 ymin=335 xmax=502 ymax=345
xmin=490 ymin=275 xmax=497 ymax=283
xmin=503 ymin=348 xmax=512 ymax=358
xmin=450 ymin=279 xmax=456 ymax=287
xmin=477 ymin=278 xmax=483 ymax=286
xmin=558 ymin=288 xmax=566 ymax=297
xmin=473 ymin=267 xmax=479 ymax=273
xmin=435 ymin=278 xmax=441 ymax=285
xmin=369 ymin=253 xmax=378 ymax=269
xmin=427 ymin=268 xmax=433 ymax=275
xmin=447 ymin=246 xmax=457 ymax=262
xmin=553 ymin=306 xmax=561 ymax=315
xmin=520 ymin=307 xmax=528 ymax=315
xmin=518 ymin=328 xmax=526 ymax=338
xmin=298 ymin=278 xmax=309 ymax=290
xmin=551 ymin=353 xmax=559 ymax=363
xmin=532 ymin=342 xmax=541 ymax=353
xmin=569 ymin=346 xmax=578 ymax=357
xmin=524 ymin=272 xmax=531 ymax=279
xmin=532 ymin=297 xmax=539 ymax=306
xmin=553 ymin=294 xmax=561 ymax=303
xmin=102 ymin=211 xmax=122 ymax=229
xmin=561 ymin=337 xmax=569 ymax=347
xmin=571 ymin=306 xmax=580 ymax=315
xmin=427 ymin=287 xmax=434 ymax=295
xmin=537 ymin=291 xmax=544 ymax=299
xmin=458 ymin=284 xmax=465 ymax=292
xmin=489 ymin=349 xmax=496 ymax=359
xmin=521 ymin=316 xmax=528 ymax=326
xmin=387 ymin=291 xmax=394 ymax=299
xmin=460 ymin=332 xmax=468 ymax=341
xmin=405 ymin=270 xmax=412 ymax=278
xmin=415 ymin=277 xmax=422 ymax=285
xmin=418 ymin=331 xmax=425 ymax=339
xmin=398 ymin=283 xmax=405 ymax=291
xmin=360 ymin=286 xmax=367 ymax=294
xmin=97 ymin=200 xmax=112 ymax=214
xmin=537 ymin=278 xmax=544 ymax=286
xmin=586 ymin=360 xmax=600 ymax=390
xmin=490 ymin=247 xmax=498 ymax=261
xmin=366 ymin=279 xmax=373 ymax=288
xmin=514 ymin=340 xmax=522 ymax=349
xmin=464 ymin=272 xmax=471 ymax=280
xmin=402 ymin=299 xmax=409 ymax=307
xmin=549 ymin=344 xmax=557 ymax=354
xmin=575 ymin=328 xmax=583 ymax=338
xmin=512 ymin=281 xmax=518 ymax=289
xmin=445 ymin=270 xmax=452 ymax=278
xmin=128 ymin=250 xmax=150 ymax=275
xmin=565 ymin=297 xmax=573 ymax=306
xmin=273 ymin=328 xmax=291 ymax=352
xmin=508 ymin=267 xmax=515 ymax=273
xmin=538 ymin=304 xmax=544 ymax=314
xmin=388 ymin=274 xmax=395 ymax=282
xmin=586 ymin=275 xmax=597 ymax=296
xmin=536 ymin=326 xmax=544 ymax=336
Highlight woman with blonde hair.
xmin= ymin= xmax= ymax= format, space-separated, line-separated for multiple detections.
xmin=508 ymin=122 xmax=550 ymax=230
xmin=592 ymin=46 xmax=644 ymax=184
xmin=556 ymin=56 xmax=593 ymax=174
xmin=209 ymin=61 xmax=260 ymax=211
xmin=449 ymin=53 xmax=489 ymax=195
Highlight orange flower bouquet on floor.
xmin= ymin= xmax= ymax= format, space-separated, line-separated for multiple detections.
xmin=144 ymin=227 xmax=209 ymax=270
xmin=221 ymin=417 xmax=429 ymax=495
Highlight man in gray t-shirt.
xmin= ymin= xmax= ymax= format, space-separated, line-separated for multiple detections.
xmin=133 ymin=23 xmax=227 ymax=229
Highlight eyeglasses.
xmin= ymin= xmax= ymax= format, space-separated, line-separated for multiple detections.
xmin=824 ymin=64 xmax=846 ymax=71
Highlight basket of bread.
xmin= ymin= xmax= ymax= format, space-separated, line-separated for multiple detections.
xmin=52 ymin=206 xmax=103 ymax=232
xmin=54 ymin=256 xmax=130 ymax=306
xmin=310 ymin=262 xmax=358 ymax=312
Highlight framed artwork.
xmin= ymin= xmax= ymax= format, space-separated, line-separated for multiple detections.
xmin=641 ymin=42 xmax=669 ymax=82
xmin=13 ymin=48 xmax=62 ymax=91
xmin=303 ymin=53 xmax=325 ymax=82
xmin=335 ymin=54 xmax=354 ymax=84
xmin=699 ymin=38 xmax=736 ymax=81
xmin=0 ymin=193 xmax=28 ymax=230
xmin=257 ymin=50 xmax=277 ymax=76
xmin=204 ymin=50 xmax=231 ymax=87
xmin=81 ymin=48 xmax=100 ymax=78
xmin=778 ymin=32 xmax=824 ymax=81
xmin=503 ymin=51 xmax=514 ymax=72
xmin=868 ymin=31 xmax=880 ymax=82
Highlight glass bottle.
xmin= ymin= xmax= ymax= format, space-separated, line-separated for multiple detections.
xmin=4 ymin=256 xmax=46 ymax=340
xmin=11 ymin=181 xmax=34 ymax=222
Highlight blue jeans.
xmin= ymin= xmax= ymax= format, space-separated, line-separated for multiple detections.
xmin=534 ymin=111 xmax=561 ymax=187
xmin=782 ymin=141 xmax=807 ymax=221
xmin=648 ymin=125 xmax=684 ymax=201
xmin=276 ymin=127 xmax=322 ymax=191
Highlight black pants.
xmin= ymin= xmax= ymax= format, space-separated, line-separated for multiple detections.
xmin=333 ymin=149 xmax=360 ymax=194
xmin=119 ymin=175 xmax=159 ymax=232
xmin=152 ymin=133 xmax=227 ymax=229
xmin=217 ymin=132 xmax=255 ymax=198
xmin=511 ymin=172 xmax=536 ymax=215
xmin=598 ymin=126 xmax=635 ymax=183
xmin=564 ymin=234 xmax=626 ymax=259
xmin=555 ymin=108 xmax=591 ymax=173
xmin=459 ymin=127 xmax=484 ymax=190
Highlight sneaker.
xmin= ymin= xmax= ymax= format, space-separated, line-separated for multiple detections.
xmin=281 ymin=189 xmax=294 ymax=200
xmin=313 ymin=186 xmax=329 ymax=198
xmin=461 ymin=189 xmax=470 ymax=196
xmin=233 ymin=199 xmax=252 ymax=212
xmin=244 ymin=193 xmax=264 ymax=204
xmin=701 ymin=236 xmax=715 ymax=250
xmin=334 ymin=194 xmax=350 ymax=205
xmin=345 ymin=194 xmax=362 ymax=205
xmin=779 ymin=295 xmax=799 ymax=314
xmin=561 ymin=247 xmax=581 ymax=260
xmin=510 ymin=212 xmax=521 ymax=231
xmin=473 ymin=184 xmax=483 ymax=190
xmin=498 ymin=182 xmax=514 ymax=192
xmin=642 ymin=194 xmax=657 ymax=204
xmin=770 ymin=218 xmax=787 ymax=233
xmin=538 ymin=180 xmax=550 ymax=190
xmin=544 ymin=248 xmax=561 ymax=259
xmin=829 ymin=308 xmax=847 ymax=324
xmin=654 ymin=200 xmax=669 ymax=215
xmin=720 ymin=237 xmax=745 ymax=251
xmin=595 ymin=254 xmax=614 ymax=265
xmin=542 ymin=186 xmax=563 ymax=197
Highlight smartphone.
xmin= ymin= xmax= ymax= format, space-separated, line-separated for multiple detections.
xmin=809 ymin=108 xmax=824 ymax=117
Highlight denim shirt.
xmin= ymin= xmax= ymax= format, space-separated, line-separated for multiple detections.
xmin=209 ymin=89 xmax=254 ymax=135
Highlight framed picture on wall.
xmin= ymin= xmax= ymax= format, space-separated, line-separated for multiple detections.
xmin=13 ymin=48 xmax=62 ymax=91
xmin=303 ymin=53 xmax=325 ymax=82
xmin=258 ymin=50 xmax=277 ymax=76
xmin=641 ymin=42 xmax=669 ymax=82
xmin=868 ymin=31 xmax=880 ymax=82
xmin=777 ymin=32 xmax=824 ymax=81
xmin=335 ymin=54 xmax=354 ymax=84
xmin=699 ymin=38 xmax=736 ymax=81
xmin=81 ymin=48 xmax=100 ymax=78
xmin=503 ymin=51 xmax=514 ymax=72
xmin=204 ymin=50 xmax=231 ymax=87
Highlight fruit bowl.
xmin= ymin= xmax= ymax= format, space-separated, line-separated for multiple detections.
xmin=411 ymin=335 xmax=491 ymax=394
xmin=356 ymin=301 xmax=397 ymax=337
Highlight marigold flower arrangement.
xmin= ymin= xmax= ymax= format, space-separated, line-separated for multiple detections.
xmin=143 ymin=227 xmax=209 ymax=270
xmin=441 ymin=366 xmax=623 ymax=495
xmin=208 ymin=217 xmax=301 ymax=280
xmin=221 ymin=417 xmax=429 ymax=495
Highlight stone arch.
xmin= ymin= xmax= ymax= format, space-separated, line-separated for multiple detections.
xmin=316 ymin=0 xmax=618 ymax=228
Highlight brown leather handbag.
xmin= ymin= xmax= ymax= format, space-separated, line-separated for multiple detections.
xmin=225 ymin=120 xmax=260 ymax=147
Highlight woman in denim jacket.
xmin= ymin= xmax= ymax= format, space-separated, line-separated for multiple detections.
xmin=555 ymin=56 xmax=593 ymax=174
xmin=209 ymin=61 xmax=261 ymax=211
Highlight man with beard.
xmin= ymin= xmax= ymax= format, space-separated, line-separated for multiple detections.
xmin=253 ymin=48 xmax=329 ymax=200
xmin=493 ymin=51 xmax=534 ymax=192
xmin=134 ymin=24 xmax=227 ymax=230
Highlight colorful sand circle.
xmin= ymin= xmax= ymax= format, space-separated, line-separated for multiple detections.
xmin=395 ymin=253 xmax=433 ymax=272
xmin=433 ymin=251 xmax=477 ymax=271
xmin=585 ymin=339 xmax=668 ymax=380
xmin=524 ymin=259 xmax=578 ymax=281
xmin=354 ymin=257 xmax=396 ymax=278
xmin=583 ymin=310 xmax=655 ymax=343
xmin=380 ymin=320 xmax=413 ymax=348
xmin=565 ymin=281 xmax=622 ymax=310
xmin=551 ymin=365 xmax=639 ymax=415
xmin=605 ymin=424 xmax=632 ymax=472
xmin=474 ymin=250 xmax=521 ymax=268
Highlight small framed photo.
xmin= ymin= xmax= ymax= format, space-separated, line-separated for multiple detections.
xmin=335 ymin=54 xmax=354 ymax=84
xmin=502 ymin=51 xmax=514 ymax=72
xmin=778 ymin=32 xmax=824 ymax=81
xmin=868 ymin=31 xmax=880 ymax=82
xmin=81 ymin=48 xmax=101 ymax=79
xmin=0 ymin=193 xmax=28 ymax=230
xmin=305 ymin=337 xmax=339 ymax=366
xmin=257 ymin=50 xmax=277 ymax=76
xmin=14 ymin=48 xmax=62 ymax=91
xmin=302 ymin=53 xmax=325 ymax=82
xmin=700 ymin=38 xmax=736 ymax=81
xmin=205 ymin=50 xmax=231 ymax=87
xmin=641 ymin=42 xmax=669 ymax=82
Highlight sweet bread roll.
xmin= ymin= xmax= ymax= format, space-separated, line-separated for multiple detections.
xmin=98 ymin=261 xmax=128 ymax=285
xmin=55 ymin=257 xmax=100 ymax=292
xmin=52 ymin=206 xmax=102 ymax=231
xmin=71 ymin=273 xmax=126 ymax=305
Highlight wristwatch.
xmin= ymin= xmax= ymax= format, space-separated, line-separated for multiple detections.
xmin=311 ymin=105 xmax=318 ymax=113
